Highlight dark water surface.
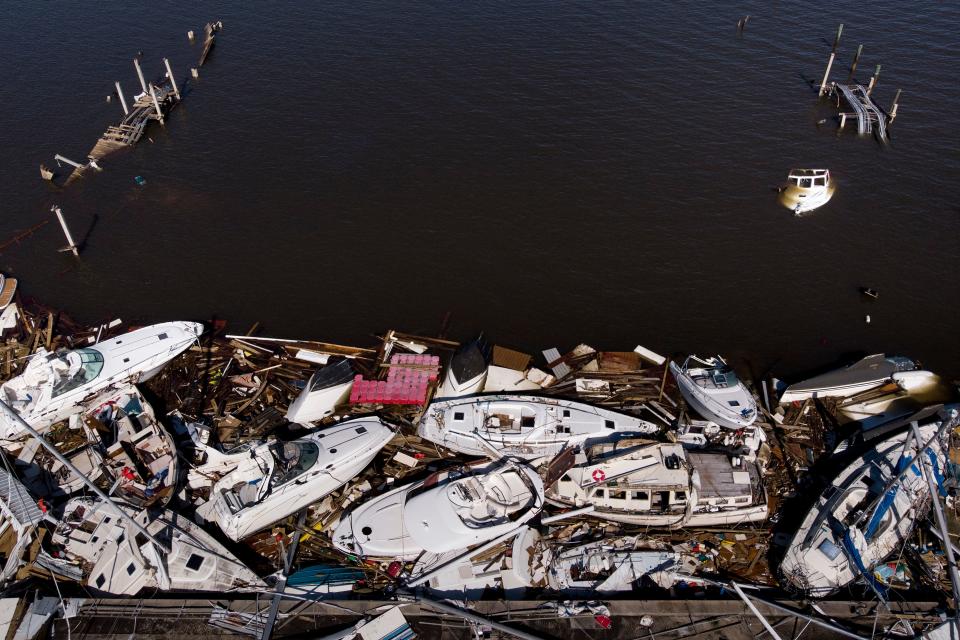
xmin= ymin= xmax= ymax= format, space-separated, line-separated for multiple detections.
xmin=1 ymin=2 xmax=958 ymax=379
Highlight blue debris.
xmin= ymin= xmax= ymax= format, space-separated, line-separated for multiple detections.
xmin=134 ymin=175 xmax=146 ymax=186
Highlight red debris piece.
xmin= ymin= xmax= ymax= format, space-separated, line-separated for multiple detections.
xmin=386 ymin=561 xmax=402 ymax=578
xmin=594 ymin=615 xmax=612 ymax=629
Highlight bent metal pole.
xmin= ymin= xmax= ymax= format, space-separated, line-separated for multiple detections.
xmin=0 ymin=399 xmax=171 ymax=554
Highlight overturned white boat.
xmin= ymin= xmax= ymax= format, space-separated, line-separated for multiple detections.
xmin=547 ymin=438 xmax=768 ymax=528
xmin=37 ymin=497 xmax=263 ymax=595
xmin=517 ymin=531 xmax=682 ymax=592
xmin=779 ymin=354 xmax=925 ymax=405
xmin=778 ymin=168 xmax=835 ymax=214
xmin=0 ymin=321 xmax=202 ymax=441
xmin=670 ymin=356 xmax=757 ymax=429
xmin=194 ymin=417 xmax=394 ymax=541
xmin=437 ymin=337 xmax=492 ymax=398
xmin=417 ymin=395 xmax=660 ymax=460
xmin=285 ymin=360 xmax=356 ymax=424
xmin=332 ymin=459 xmax=544 ymax=560
xmin=780 ymin=416 xmax=951 ymax=596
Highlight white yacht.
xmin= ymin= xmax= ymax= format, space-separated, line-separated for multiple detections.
xmin=547 ymin=438 xmax=768 ymax=528
xmin=0 ymin=321 xmax=203 ymax=440
xmin=36 ymin=497 xmax=263 ymax=595
xmin=670 ymin=356 xmax=757 ymax=429
xmin=780 ymin=418 xmax=950 ymax=596
xmin=194 ymin=417 xmax=394 ymax=541
xmin=417 ymin=395 xmax=660 ymax=460
xmin=778 ymin=168 xmax=835 ymax=214
xmin=778 ymin=354 xmax=924 ymax=404
xmin=436 ymin=338 xmax=492 ymax=398
xmin=332 ymin=459 xmax=544 ymax=560
xmin=285 ymin=360 xmax=356 ymax=424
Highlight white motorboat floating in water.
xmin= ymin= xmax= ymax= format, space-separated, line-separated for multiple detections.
xmin=670 ymin=356 xmax=757 ymax=429
xmin=193 ymin=416 xmax=394 ymax=541
xmin=332 ymin=459 xmax=544 ymax=560
xmin=37 ymin=497 xmax=264 ymax=595
xmin=417 ymin=395 xmax=660 ymax=460
xmin=778 ymin=168 xmax=835 ymax=215
xmin=285 ymin=359 xmax=356 ymax=424
xmin=547 ymin=438 xmax=768 ymax=528
xmin=780 ymin=414 xmax=953 ymax=596
xmin=436 ymin=337 xmax=492 ymax=398
xmin=778 ymin=354 xmax=924 ymax=405
xmin=0 ymin=321 xmax=202 ymax=441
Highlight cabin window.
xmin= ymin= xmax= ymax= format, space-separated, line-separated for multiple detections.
xmin=355 ymin=426 xmax=367 ymax=434
xmin=557 ymin=425 xmax=570 ymax=434
xmin=91 ymin=536 xmax=99 ymax=543
xmin=95 ymin=574 xmax=106 ymax=588
xmin=817 ymin=539 xmax=841 ymax=561
xmin=675 ymin=491 xmax=687 ymax=502
xmin=590 ymin=488 xmax=606 ymax=499
xmin=609 ymin=490 xmax=626 ymax=500
xmin=727 ymin=400 xmax=740 ymax=407
xmin=800 ymin=178 xmax=812 ymax=188
xmin=814 ymin=177 xmax=825 ymax=186
xmin=271 ymin=441 xmax=321 ymax=486
xmin=521 ymin=416 xmax=536 ymax=428
xmin=52 ymin=349 xmax=105 ymax=397
xmin=736 ymin=497 xmax=749 ymax=503
xmin=453 ymin=412 xmax=465 ymax=421
xmin=562 ymin=410 xmax=571 ymax=418
xmin=126 ymin=563 xmax=137 ymax=576
xmin=186 ymin=554 xmax=205 ymax=571
xmin=631 ymin=491 xmax=649 ymax=501
xmin=604 ymin=420 xmax=614 ymax=429
xmin=559 ymin=474 xmax=573 ymax=483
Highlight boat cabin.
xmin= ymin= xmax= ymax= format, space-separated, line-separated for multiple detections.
xmin=787 ymin=169 xmax=831 ymax=189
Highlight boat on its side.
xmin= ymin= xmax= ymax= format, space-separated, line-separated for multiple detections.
xmin=436 ymin=337 xmax=492 ymax=399
xmin=546 ymin=438 xmax=768 ymax=528
xmin=37 ymin=497 xmax=263 ymax=595
xmin=285 ymin=360 xmax=355 ymax=424
xmin=417 ymin=395 xmax=660 ymax=460
xmin=670 ymin=356 xmax=757 ymax=429
xmin=0 ymin=321 xmax=203 ymax=441
xmin=779 ymin=354 xmax=923 ymax=405
xmin=779 ymin=415 xmax=951 ymax=596
xmin=194 ymin=416 xmax=394 ymax=541
xmin=778 ymin=168 xmax=835 ymax=214
xmin=332 ymin=459 xmax=544 ymax=560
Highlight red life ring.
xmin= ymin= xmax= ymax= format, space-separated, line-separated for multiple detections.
xmin=592 ymin=469 xmax=606 ymax=483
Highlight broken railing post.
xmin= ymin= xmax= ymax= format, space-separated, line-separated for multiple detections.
xmin=888 ymin=88 xmax=902 ymax=123
xmin=867 ymin=64 xmax=881 ymax=95
xmin=50 ymin=205 xmax=79 ymax=257
xmin=818 ymin=52 xmax=836 ymax=96
xmin=133 ymin=56 xmax=148 ymax=94
xmin=114 ymin=81 xmax=129 ymax=115
xmin=163 ymin=57 xmax=180 ymax=100
xmin=148 ymin=84 xmax=164 ymax=123
xmin=848 ymin=44 xmax=863 ymax=80
xmin=832 ymin=23 xmax=843 ymax=51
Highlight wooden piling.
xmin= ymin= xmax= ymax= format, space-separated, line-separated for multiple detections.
xmin=133 ymin=57 xmax=148 ymax=94
xmin=888 ymin=88 xmax=902 ymax=123
xmin=51 ymin=206 xmax=79 ymax=257
xmin=148 ymin=84 xmax=164 ymax=124
xmin=187 ymin=30 xmax=195 ymax=41
xmin=163 ymin=58 xmax=180 ymax=100
xmin=832 ymin=24 xmax=843 ymax=51
xmin=848 ymin=44 xmax=863 ymax=79
xmin=818 ymin=52 xmax=836 ymax=96
xmin=114 ymin=81 xmax=129 ymax=115
xmin=867 ymin=64 xmax=881 ymax=95
xmin=191 ymin=68 xmax=199 ymax=79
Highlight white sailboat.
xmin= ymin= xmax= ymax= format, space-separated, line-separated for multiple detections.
xmin=670 ymin=356 xmax=757 ymax=429
xmin=547 ymin=438 xmax=768 ymax=527
xmin=417 ymin=395 xmax=660 ymax=460
xmin=193 ymin=416 xmax=394 ymax=541
xmin=778 ymin=354 xmax=923 ymax=404
xmin=332 ymin=459 xmax=544 ymax=560
xmin=780 ymin=416 xmax=951 ymax=596
xmin=0 ymin=321 xmax=203 ymax=441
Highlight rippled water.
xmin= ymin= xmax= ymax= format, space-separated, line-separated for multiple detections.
xmin=0 ymin=1 xmax=958 ymax=379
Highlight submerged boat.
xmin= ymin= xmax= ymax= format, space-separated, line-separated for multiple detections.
xmin=285 ymin=360 xmax=355 ymax=424
xmin=417 ymin=395 xmax=660 ymax=460
xmin=547 ymin=438 xmax=768 ymax=528
xmin=670 ymin=356 xmax=757 ymax=429
xmin=37 ymin=497 xmax=263 ymax=595
xmin=0 ymin=321 xmax=203 ymax=440
xmin=194 ymin=416 xmax=394 ymax=541
xmin=332 ymin=459 xmax=544 ymax=560
xmin=778 ymin=168 xmax=835 ymax=214
xmin=436 ymin=337 xmax=492 ymax=398
xmin=779 ymin=354 xmax=923 ymax=404
xmin=780 ymin=417 xmax=951 ymax=595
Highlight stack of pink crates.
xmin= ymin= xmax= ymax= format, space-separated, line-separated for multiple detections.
xmin=349 ymin=353 xmax=440 ymax=406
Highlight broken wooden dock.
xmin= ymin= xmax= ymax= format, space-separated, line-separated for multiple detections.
xmin=87 ymin=84 xmax=178 ymax=161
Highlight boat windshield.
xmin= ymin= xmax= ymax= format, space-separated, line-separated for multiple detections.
xmin=711 ymin=368 xmax=738 ymax=388
xmin=270 ymin=441 xmax=320 ymax=486
xmin=52 ymin=349 xmax=105 ymax=397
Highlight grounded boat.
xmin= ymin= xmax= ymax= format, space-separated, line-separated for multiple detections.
xmin=285 ymin=359 xmax=355 ymax=424
xmin=332 ymin=459 xmax=544 ymax=560
xmin=37 ymin=497 xmax=263 ymax=595
xmin=436 ymin=337 xmax=492 ymax=398
xmin=779 ymin=354 xmax=923 ymax=405
xmin=417 ymin=395 xmax=660 ymax=460
xmin=778 ymin=168 xmax=835 ymax=214
xmin=547 ymin=438 xmax=768 ymax=528
xmin=194 ymin=416 xmax=394 ymax=541
xmin=0 ymin=275 xmax=17 ymax=310
xmin=516 ymin=531 xmax=682 ymax=592
xmin=0 ymin=321 xmax=203 ymax=441
xmin=779 ymin=417 xmax=951 ymax=595
xmin=670 ymin=356 xmax=757 ymax=429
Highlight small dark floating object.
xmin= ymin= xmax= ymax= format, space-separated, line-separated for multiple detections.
xmin=134 ymin=175 xmax=146 ymax=186
xmin=859 ymin=287 xmax=879 ymax=299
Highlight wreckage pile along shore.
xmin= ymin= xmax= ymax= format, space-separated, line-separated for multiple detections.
xmin=0 ymin=287 xmax=958 ymax=640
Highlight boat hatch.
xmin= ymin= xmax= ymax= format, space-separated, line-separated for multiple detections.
xmin=817 ymin=539 xmax=842 ymax=560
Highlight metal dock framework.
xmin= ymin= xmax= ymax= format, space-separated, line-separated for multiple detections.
xmin=830 ymin=82 xmax=888 ymax=142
